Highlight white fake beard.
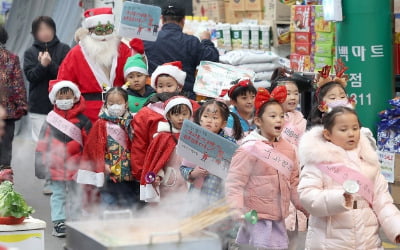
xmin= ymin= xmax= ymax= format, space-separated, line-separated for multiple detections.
xmin=80 ymin=33 xmax=120 ymax=68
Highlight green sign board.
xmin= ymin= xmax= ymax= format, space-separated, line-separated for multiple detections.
xmin=336 ymin=0 xmax=394 ymax=134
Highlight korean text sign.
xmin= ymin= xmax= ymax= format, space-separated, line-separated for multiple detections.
xmin=119 ymin=2 xmax=161 ymax=41
xmin=177 ymin=120 xmax=239 ymax=179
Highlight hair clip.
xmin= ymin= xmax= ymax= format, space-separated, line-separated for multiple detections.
xmin=219 ymin=78 xmax=252 ymax=98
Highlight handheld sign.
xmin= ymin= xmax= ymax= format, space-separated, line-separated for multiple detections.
xmin=119 ymin=2 xmax=161 ymax=41
xmin=378 ymin=150 xmax=395 ymax=183
xmin=194 ymin=61 xmax=256 ymax=98
xmin=177 ymin=120 xmax=239 ymax=179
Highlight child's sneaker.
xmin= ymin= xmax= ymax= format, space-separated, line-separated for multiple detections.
xmin=52 ymin=221 xmax=66 ymax=237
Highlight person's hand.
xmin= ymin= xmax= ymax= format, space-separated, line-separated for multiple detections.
xmin=153 ymin=176 xmax=161 ymax=188
xmin=200 ymin=31 xmax=211 ymax=40
xmin=40 ymin=51 xmax=52 ymax=67
xmin=190 ymin=167 xmax=208 ymax=179
xmin=230 ymin=209 xmax=244 ymax=222
xmin=343 ymin=193 xmax=353 ymax=208
xmin=104 ymin=164 xmax=111 ymax=175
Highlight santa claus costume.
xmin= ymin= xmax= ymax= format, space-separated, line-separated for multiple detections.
xmin=139 ymin=97 xmax=193 ymax=203
xmin=57 ymin=7 xmax=143 ymax=123
xmin=131 ymin=62 xmax=200 ymax=180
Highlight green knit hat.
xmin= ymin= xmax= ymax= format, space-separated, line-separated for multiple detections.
xmin=124 ymin=54 xmax=148 ymax=78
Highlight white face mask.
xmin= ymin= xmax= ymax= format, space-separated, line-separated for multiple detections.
xmin=108 ymin=104 xmax=126 ymax=117
xmin=55 ymin=99 xmax=74 ymax=110
xmin=90 ymin=32 xmax=114 ymax=41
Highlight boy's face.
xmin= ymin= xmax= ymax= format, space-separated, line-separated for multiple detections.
xmin=56 ymin=91 xmax=75 ymax=101
xmin=127 ymin=72 xmax=147 ymax=92
xmin=156 ymin=75 xmax=180 ymax=94
xmin=231 ymin=92 xmax=255 ymax=116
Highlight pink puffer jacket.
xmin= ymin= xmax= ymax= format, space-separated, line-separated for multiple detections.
xmin=298 ymin=126 xmax=400 ymax=250
xmin=226 ymin=130 xmax=304 ymax=220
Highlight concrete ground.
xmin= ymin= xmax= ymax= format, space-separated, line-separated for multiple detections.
xmin=6 ymin=118 xmax=400 ymax=249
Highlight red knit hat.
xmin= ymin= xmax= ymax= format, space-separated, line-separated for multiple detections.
xmin=83 ymin=7 xmax=114 ymax=29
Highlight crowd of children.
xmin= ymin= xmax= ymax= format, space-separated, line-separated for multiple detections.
xmin=31 ymin=46 xmax=400 ymax=250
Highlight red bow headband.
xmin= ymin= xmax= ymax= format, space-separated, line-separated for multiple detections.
xmin=254 ymin=86 xmax=287 ymax=115
xmin=220 ymin=79 xmax=252 ymax=98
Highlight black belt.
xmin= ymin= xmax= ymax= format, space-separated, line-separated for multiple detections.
xmin=82 ymin=93 xmax=104 ymax=101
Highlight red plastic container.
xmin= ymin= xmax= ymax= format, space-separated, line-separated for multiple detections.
xmin=0 ymin=216 xmax=25 ymax=225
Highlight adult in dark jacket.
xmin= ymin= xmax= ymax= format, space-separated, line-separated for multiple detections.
xmin=144 ymin=3 xmax=219 ymax=99
xmin=23 ymin=16 xmax=70 ymax=142
xmin=0 ymin=25 xmax=27 ymax=182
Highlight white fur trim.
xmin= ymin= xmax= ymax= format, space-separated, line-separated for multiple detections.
xmin=151 ymin=65 xmax=186 ymax=88
xmin=48 ymin=80 xmax=81 ymax=104
xmin=164 ymin=97 xmax=192 ymax=118
xmin=298 ymin=126 xmax=378 ymax=167
xmin=124 ymin=66 xmax=148 ymax=78
xmin=157 ymin=121 xmax=180 ymax=134
xmin=84 ymin=14 xmax=114 ymax=29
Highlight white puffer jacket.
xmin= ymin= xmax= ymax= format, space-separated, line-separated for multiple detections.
xmin=298 ymin=126 xmax=400 ymax=250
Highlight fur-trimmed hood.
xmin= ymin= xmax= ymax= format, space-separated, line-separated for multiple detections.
xmin=298 ymin=126 xmax=379 ymax=167
xmin=241 ymin=129 xmax=281 ymax=144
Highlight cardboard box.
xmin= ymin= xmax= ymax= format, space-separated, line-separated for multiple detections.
xmin=229 ymin=0 xmax=245 ymax=11
xmin=208 ymin=1 xmax=226 ymax=22
xmin=315 ymin=31 xmax=334 ymax=43
xmin=290 ymin=53 xmax=311 ymax=72
xmin=290 ymin=5 xmax=313 ymax=32
xmin=245 ymin=0 xmax=263 ymax=11
xmin=313 ymin=56 xmax=333 ymax=73
xmin=390 ymin=183 xmax=400 ymax=204
xmin=244 ymin=10 xmax=264 ymax=23
xmin=192 ymin=0 xmax=208 ymax=16
xmin=314 ymin=5 xmax=333 ymax=32
xmin=291 ymin=32 xmax=312 ymax=43
xmin=314 ymin=42 xmax=334 ymax=57
xmin=264 ymin=0 xmax=291 ymax=21
xmin=292 ymin=42 xmax=312 ymax=55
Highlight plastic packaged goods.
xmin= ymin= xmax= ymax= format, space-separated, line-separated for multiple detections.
xmin=250 ymin=25 xmax=260 ymax=49
xmin=259 ymin=25 xmax=271 ymax=50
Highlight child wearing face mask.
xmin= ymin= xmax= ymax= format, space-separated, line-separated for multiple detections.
xmin=35 ymin=80 xmax=92 ymax=237
xmin=226 ymin=87 xmax=308 ymax=249
xmin=140 ymin=96 xmax=193 ymax=203
xmin=298 ymin=107 xmax=400 ymax=249
xmin=307 ymin=62 xmax=376 ymax=149
xmin=131 ymin=61 xmax=200 ymax=183
xmin=78 ymin=87 xmax=138 ymax=209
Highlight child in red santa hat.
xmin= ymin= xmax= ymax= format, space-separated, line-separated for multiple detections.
xmin=140 ymin=96 xmax=193 ymax=204
xmin=130 ymin=61 xmax=200 ymax=185
xmin=77 ymin=87 xmax=138 ymax=210
xmin=35 ymin=79 xmax=92 ymax=237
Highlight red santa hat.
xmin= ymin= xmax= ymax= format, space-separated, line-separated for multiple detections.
xmin=151 ymin=61 xmax=187 ymax=89
xmin=83 ymin=7 xmax=114 ymax=29
xmin=48 ymin=79 xmax=81 ymax=104
xmin=163 ymin=96 xmax=193 ymax=119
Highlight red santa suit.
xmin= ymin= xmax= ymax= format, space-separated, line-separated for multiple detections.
xmin=57 ymin=8 xmax=144 ymax=123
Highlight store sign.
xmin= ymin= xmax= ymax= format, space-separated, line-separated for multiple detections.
xmin=336 ymin=0 xmax=393 ymax=133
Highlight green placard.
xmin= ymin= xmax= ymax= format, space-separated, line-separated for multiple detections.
xmin=336 ymin=0 xmax=394 ymax=134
